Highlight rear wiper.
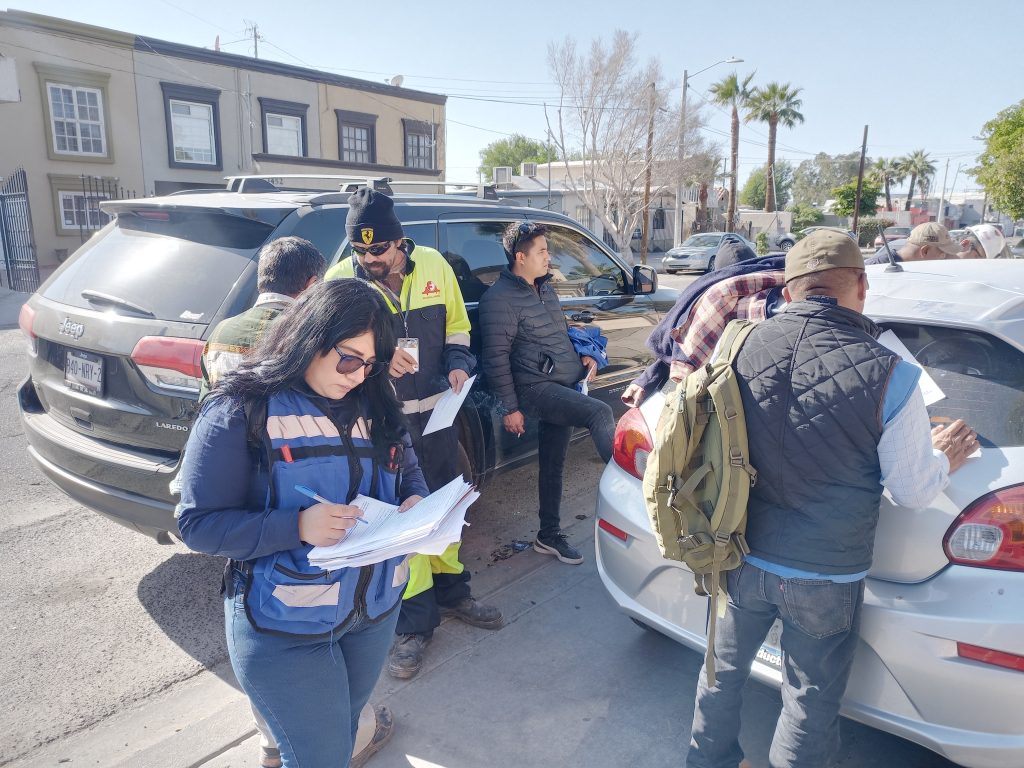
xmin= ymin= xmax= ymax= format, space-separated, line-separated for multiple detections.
xmin=81 ymin=290 xmax=156 ymax=317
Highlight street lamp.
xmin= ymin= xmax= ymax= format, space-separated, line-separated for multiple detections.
xmin=673 ymin=56 xmax=743 ymax=247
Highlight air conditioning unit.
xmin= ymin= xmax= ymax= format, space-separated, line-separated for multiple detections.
xmin=521 ymin=162 xmax=538 ymax=178
xmin=493 ymin=166 xmax=513 ymax=185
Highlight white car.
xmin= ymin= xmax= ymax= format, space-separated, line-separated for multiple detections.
xmin=595 ymin=260 xmax=1024 ymax=768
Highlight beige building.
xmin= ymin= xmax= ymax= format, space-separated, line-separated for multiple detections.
xmin=0 ymin=10 xmax=446 ymax=288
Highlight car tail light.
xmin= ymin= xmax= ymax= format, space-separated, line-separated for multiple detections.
xmin=18 ymin=303 xmax=36 ymax=354
xmin=131 ymin=336 xmax=205 ymax=394
xmin=957 ymin=642 xmax=1024 ymax=673
xmin=613 ymin=407 xmax=653 ymax=480
xmin=598 ymin=518 xmax=629 ymax=542
xmin=944 ymin=483 xmax=1024 ymax=571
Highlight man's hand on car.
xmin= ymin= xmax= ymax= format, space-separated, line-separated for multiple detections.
xmin=620 ymin=383 xmax=644 ymax=407
xmin=581 ymin=355 xmax=598 ymax=382
xmin=503 ymin=410 xmax=525 ymax=436
xmin=388 ymin=346 xmax=418 ymax=378
xmin=932 ymin=419 xmax=979 ymax=473
xmin=449 ymin=368 xmax=469 ymax=394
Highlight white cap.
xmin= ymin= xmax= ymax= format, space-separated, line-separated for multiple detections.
xmin=966 ymin=224 xmax=1006 ymax=259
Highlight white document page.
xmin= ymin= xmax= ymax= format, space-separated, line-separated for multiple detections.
xmin=876 ymin=330 xmax=946 ymax=406
xmin=422 ymin=375 xmax=477 ymax=436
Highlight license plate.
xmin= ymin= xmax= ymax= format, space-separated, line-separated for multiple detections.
xmin=65 ymin=349 xmax=103 ymax=396
xmin=755 ymin=619 xmax=783 ymax=671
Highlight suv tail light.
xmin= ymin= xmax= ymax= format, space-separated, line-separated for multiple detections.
xmin=131 ymin=336 xmax=205 ymax=394
xmin=944 ymin=483 xmax=1024 ymax=571
xmin=18 ymin=303 xmax=36 ymax=354
xmin=612 ymin=408 xmax=653 ymax=480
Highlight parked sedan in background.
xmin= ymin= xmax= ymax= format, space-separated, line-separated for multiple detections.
xmin=595 ymin=260 xmax=1024 ymax=768
xmin=662 ymin=232 xmax=758 ymax=274
xmin=873 ymin=225 xmax=912 ymax=248
xmin=797 ymin=226 xmax=857 ymax=241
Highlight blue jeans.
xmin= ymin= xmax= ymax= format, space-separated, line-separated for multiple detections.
xmin=225 ymin=571 xmax=401 ymax=767
xmin=517 ymin=381 xmax=615 ymax=536
xmin=686 ymin=562 xmax=864 ymax=768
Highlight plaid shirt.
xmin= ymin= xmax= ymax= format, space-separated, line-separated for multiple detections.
xmin=669 ymin=271 xmax=786 ymax=382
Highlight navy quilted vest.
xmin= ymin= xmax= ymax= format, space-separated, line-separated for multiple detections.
xmin=734 ymin=300 xmax=899 ymax=574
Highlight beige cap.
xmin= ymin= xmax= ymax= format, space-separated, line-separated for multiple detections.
xmin=907 ymin=222 xmax=961 ymax=256
xmin=785 ymin=230 xmax=864 ymax=282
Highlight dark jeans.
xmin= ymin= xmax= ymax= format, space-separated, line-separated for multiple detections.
xmin=686 ymin=562 xmax=864 ymax=768
xmin=518 ymin=381 xmax=615 ymax=536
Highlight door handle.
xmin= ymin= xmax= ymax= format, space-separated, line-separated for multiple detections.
xmin=569 ymin=311 xmax=594 ymax=323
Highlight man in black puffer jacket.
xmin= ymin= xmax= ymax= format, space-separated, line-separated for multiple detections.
xmin=478 ymin=222 xmax=615 ymax=565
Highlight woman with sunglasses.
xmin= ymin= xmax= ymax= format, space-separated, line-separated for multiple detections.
xmin=176 ymin=279 xmax=427 ymax=767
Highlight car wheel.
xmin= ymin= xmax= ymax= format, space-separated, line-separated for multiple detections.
xmin=665 ymin=269 xmax=678 ymax=275
xmin=705 ymin=255 xmax=716 ymax=272
xmin=779 ymin=240 xmax=794 ymax=252
xmin=456 ymin=440 xmax=474 ymax=484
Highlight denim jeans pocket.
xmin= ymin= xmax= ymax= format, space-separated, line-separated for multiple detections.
xmin=780 ymin=578 xmax=856 ymax=639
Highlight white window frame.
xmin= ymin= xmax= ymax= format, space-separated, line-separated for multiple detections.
xmin=265 ymin=112 xmax=303 ymax=157
xmin=341 ymin=124 xmax=371 ymax=164
xmin=57 ymin=190 xmax=109 ymax=232
xmin=169 ymin=99 xmax=217 ymax=166
xmin=47 ymin=82 xmax=106 ymax=157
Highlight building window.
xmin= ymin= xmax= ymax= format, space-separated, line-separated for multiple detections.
xmin=652 ymin=208 xmax=666 ymax=230
xmin=160 ymin=83 xmax=222 ymax=171
xmin=336 ymin=110 xmax=377 ymax=165
xmin=258 ymin=97 xmax=308 ymax=157
xmin=575 ymin=206 xmax=592 ymax=230
xmin=34 ymin=63 xmax=113 ymax=163
xmin=58 ymin=191 xmax=109 ymax=230
xmin=403 ymin=119 xmax=435 ymax=170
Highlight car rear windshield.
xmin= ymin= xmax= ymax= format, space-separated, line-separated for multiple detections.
xmin=40 ymin=208 xmax=290 ymax=323
xmin=886 ymin=322 xmax=1024 ymax=448
xmin=683 ymin=235 xmax=721 ymax=248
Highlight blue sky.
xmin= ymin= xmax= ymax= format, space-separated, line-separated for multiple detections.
xmin=20 ymin=0 xmax=1020 ymax=195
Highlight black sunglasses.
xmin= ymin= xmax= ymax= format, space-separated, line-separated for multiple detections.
xmin=352 ymin=241 xmax=394 ymax=257
xmin=333 ymin=345 xmax=387 ymax=377
xmin=511 ymin=222 xmax=542 ymax=255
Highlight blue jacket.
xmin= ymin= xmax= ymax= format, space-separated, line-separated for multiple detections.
xmin=568 ymin=325 xmax=608 ymax=369
xmin=177 ymin=387 xmax=428 ymax=636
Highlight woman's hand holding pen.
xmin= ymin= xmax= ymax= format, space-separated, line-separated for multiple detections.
xmin=298 ymin=503 xmax=365 ymax=547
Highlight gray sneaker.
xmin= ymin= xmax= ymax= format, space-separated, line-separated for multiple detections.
xmin=534 ymin=531 xmax=584 ymax=564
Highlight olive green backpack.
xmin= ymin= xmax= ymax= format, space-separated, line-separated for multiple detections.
xmin=642 ymin=319 xmax=758 ymax=685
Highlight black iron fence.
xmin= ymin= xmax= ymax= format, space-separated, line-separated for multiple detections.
xmin=74 ymin=175 xmax=136 ymax=244
xmin=0 ymin=168 xmax=40 ymax=293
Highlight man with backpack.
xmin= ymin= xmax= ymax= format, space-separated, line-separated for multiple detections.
xmin=679 ymin=230 xmax=978 ymax=768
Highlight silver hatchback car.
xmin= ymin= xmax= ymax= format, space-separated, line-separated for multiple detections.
xmin=595 ymin=260 xmax=1024 ymax=768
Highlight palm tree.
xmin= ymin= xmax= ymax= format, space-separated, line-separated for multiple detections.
xmin=869 ymin=157 xmax=904 ymax=212
xmin=898 ymin=150 xmax=936 ymax=211
xmin=744 ymin=82 xmax=804 ymax=212
xmin=709 ymin=72 xmax=755 ymax=231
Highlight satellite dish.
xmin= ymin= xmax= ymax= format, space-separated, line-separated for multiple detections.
xmin=389 ymin=75 xmax=404 ymax=88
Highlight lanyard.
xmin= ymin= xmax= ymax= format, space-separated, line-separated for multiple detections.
xmin=374 ymin=275 xmax=412 ymax=336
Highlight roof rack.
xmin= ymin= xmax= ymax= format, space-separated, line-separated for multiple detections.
xmin=223 ymin=174 xmax=497 ymax=200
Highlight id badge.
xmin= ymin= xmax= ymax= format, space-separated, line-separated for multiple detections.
xmin=397 ymin=337 xmax=419 ymax=369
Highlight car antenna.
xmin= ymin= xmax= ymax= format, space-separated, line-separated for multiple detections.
xmin=879 ymin=223 xmax=904 ymax=272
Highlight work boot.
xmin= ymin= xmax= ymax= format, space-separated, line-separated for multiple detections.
xmin=259 ymin=746 xmax=282 ymax=768
xmin=534 ymin=530 xmax=584 ymax=564
xmin=442 ymin=597 xmax=504 ymax=630
xmin=350 ymin=705 xmax=395 ymax=768
xmin=387 ymin=633 xmax=430 ymax=679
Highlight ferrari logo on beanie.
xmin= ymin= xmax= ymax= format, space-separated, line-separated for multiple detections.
xmin=361 ymin=227 xmax=374 ymax=244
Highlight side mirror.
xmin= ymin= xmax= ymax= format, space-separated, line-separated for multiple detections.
xmin=632 ymin=264 xmax=657 ymax=295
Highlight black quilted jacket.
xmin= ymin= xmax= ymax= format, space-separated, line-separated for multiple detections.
xmin=477 ymin=269 xmax=585 ymax=414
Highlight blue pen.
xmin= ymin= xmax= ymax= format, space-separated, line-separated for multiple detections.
xmin=294 ymin=485 xmax=369 ymax=524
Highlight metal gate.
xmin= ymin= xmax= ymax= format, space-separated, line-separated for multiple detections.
xmin=0 ymin=168 xmax=40 ymax=293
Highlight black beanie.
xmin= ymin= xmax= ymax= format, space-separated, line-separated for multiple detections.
xmin=714 ymin=239 xmax=757 ymax=271
xmin=346 ymin=188 xmax=404 ymax=245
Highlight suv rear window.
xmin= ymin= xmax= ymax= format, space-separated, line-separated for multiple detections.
xmin=886 ymin=322 xmax=1024 ymax=447
xmin=40 ymin=208 xmax=289 ymax=323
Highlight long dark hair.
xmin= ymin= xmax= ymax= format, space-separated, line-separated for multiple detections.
xmin=216 ymin=279 xmax=403 ymax=448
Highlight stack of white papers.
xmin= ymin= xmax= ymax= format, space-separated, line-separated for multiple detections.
xmin=307 ymin=475 xmax=478 ymax=569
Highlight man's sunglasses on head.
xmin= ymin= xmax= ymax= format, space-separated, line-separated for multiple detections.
xmin=352 ymin=241 xmax=394 ymax=257
xmin=333 ymin=345 xmax=387 ymax=377
xmin=512 ymin=222 xmax=542 ymax=254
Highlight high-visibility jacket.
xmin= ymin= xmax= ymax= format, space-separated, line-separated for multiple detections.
xmin=326 ymin=243 xmax=475 ymax=417
xmin=243 ymin=389 xmax=409 ymax=636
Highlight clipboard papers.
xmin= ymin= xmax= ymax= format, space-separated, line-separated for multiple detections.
xmin=307 ymin=475 xmax=478 ymax=569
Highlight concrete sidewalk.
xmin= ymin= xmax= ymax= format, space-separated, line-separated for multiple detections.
xmin=0 ymin=287 xmax=29 ymax=330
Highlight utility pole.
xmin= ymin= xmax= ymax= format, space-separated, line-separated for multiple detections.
xmin=851 ymin=124 xmax=869 ymax=233
xmin=673 ymin=70 xmax=690 ymax=249
xmin=935 ymin=157 xmax=951 ymax=226
xmin=639 ymin=82 xmax=656 ymax=265
xmin=245 ymin=22 xmax=260 ymax=58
